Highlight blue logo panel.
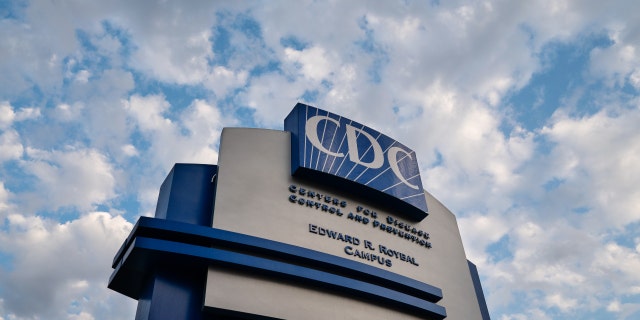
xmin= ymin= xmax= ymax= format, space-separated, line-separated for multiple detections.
xmin=285 ymin=103 xmax=428 ymax=220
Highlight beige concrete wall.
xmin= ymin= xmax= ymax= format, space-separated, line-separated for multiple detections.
xmin=205 ymin=127 xmax=483 ymax=319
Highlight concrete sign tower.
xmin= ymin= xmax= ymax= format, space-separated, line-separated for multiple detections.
xmin=109 ymin=103 xmax=490 ymax=320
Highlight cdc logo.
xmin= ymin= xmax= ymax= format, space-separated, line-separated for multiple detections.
xmin=285 ymin=103 xmax=428 ymax=221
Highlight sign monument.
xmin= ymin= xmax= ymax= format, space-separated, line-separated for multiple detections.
xmin=109 ymin=103 xmax=490 ymax=319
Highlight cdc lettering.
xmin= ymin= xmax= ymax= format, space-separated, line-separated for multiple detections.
xmin=305 ymin=115 xmax=419 ymax=190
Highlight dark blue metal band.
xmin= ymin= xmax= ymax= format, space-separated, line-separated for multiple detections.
xmin=113 ymin=217 xmax=442 ymax=302
xmin=109 ymin=217 xmax=446 ymax=319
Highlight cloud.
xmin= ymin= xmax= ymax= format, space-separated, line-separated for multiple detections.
xmin=0 ymin=130 xmax=24 ymax=162
xmin=458 ymin=213 xmax=510 ymax=263
xmin=284 ymin=46 xmax=333 ymax=81
xmin=0 ymin=102 xmax=40 ymax=129
xmin=123 ymin=95 xmax=223 ymax=168
xmin=541 ymin=107 xmax=640 ymax=228
xmin=0 ymin=102 xmax=40 ymax=163
xmin=132 ymin=28 xmax=214 ymax=84
xmin=545 ymin=293 xmax=578 ymax=312
xmin=21 ymin=147 xmax=117 ymax=212
xmin=0 ymin=182 xmax=13 ymax=221
xmin=0 ymin=212 xmax=135 ymax=320
xmin=1 ymin=1 xmax=640 ymax=319
xmin=123 ymin=95 xmax=225 ymax=212
xmin=204 ymin=66 xmax=249 ymax=99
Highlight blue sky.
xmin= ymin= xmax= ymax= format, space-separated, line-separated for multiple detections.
xmin=1 ymin=1 xmax=639 ymax=319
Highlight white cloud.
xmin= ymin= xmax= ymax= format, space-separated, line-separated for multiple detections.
xmin=15 ymin=107 xmax=41 ymax=121
xmin=124 ymin=95 xmax=222 ymax=167
xmin=0 ymin=130 xmax=24 ymax=162
xmin=498 ymin=307 xmax=550 ymax=320
xmin=256 ymin=1 xmax=364 ymax=52
xmin=21 ymin=147 xmax=117 ymax=212
xmin=458 ymin=212 xmax=510 ymax=264
xmin=1 ymin=1 xmax=640 ymax=319
xmin=284 ymin=46 xmax=333 ymax=81
xmin=75 ymin=69 xmax=91 ymax=83
xmin=0 ymin=212 xmax=135 ymax=319
xmin=589 ymin=18 xmax=640 ymax=89
xmin=123 ymin=95 xmax=224 ymax=212
xmin=541 ymin=107 xmax=640 ymax=228
xmin=592 ymin=242 xmax=640 ymax=294
xmin=54 ymin=102 xmax=84 ymax=122
xmin=132 ymin=29 xmax=214 ymax=84
xmin=545 ymin=293 xmax=578 ymax=312
xmin=239 ymin=72 xmax=310 ymax=126
xmin=123 ymin=94 xmax=172 ymax=132
xmin=181 ymin=99 xmax=225 ymax=148
xmin=204 ymin=66 xmax=249 ymax=98
xmin=590 ymin=42 xmax=639 ymax=88
xmin=606 ymin=300 xmax=640 ymax=320
xmin=0 ymin=102 xmax=40 ymax=129
xmin=403 ymin=85 xmax=536 ymax=219
xmin=120 ymin=144 xmax=138 ymax=157
xmin=0 ymin=182 xmax=13 ymax=221
xmin=608 ymin=299 xmax=622 ymax=312
xmin=0 ymin=103 xmax=16 ymax=129
xmin=73 ymin=69 xmax=135 ymax=153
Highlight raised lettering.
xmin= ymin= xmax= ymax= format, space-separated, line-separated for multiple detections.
xmin=345 ymin=125 xmax=384 ymax=169
xmin=306 ymin=115 xmax=344 ymax=157
xmin=387 ymin=146 xmax=419 ymax=190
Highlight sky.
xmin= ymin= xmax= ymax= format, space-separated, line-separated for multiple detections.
xmin=0 ymin=0 xmax=639 ymax=319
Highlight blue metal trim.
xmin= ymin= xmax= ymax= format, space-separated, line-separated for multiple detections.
xmin=468 ymin=260 xmax=491 ymax=320
xmin=113 ymin=236 xmax=446 ymax=319
xmin=112 ymin=217 xmax=442 ymax=303
xmin=153 ymin=163 xmax=217 ymax=226
xmin=112 ymin=217 xmax=140 ymax=268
